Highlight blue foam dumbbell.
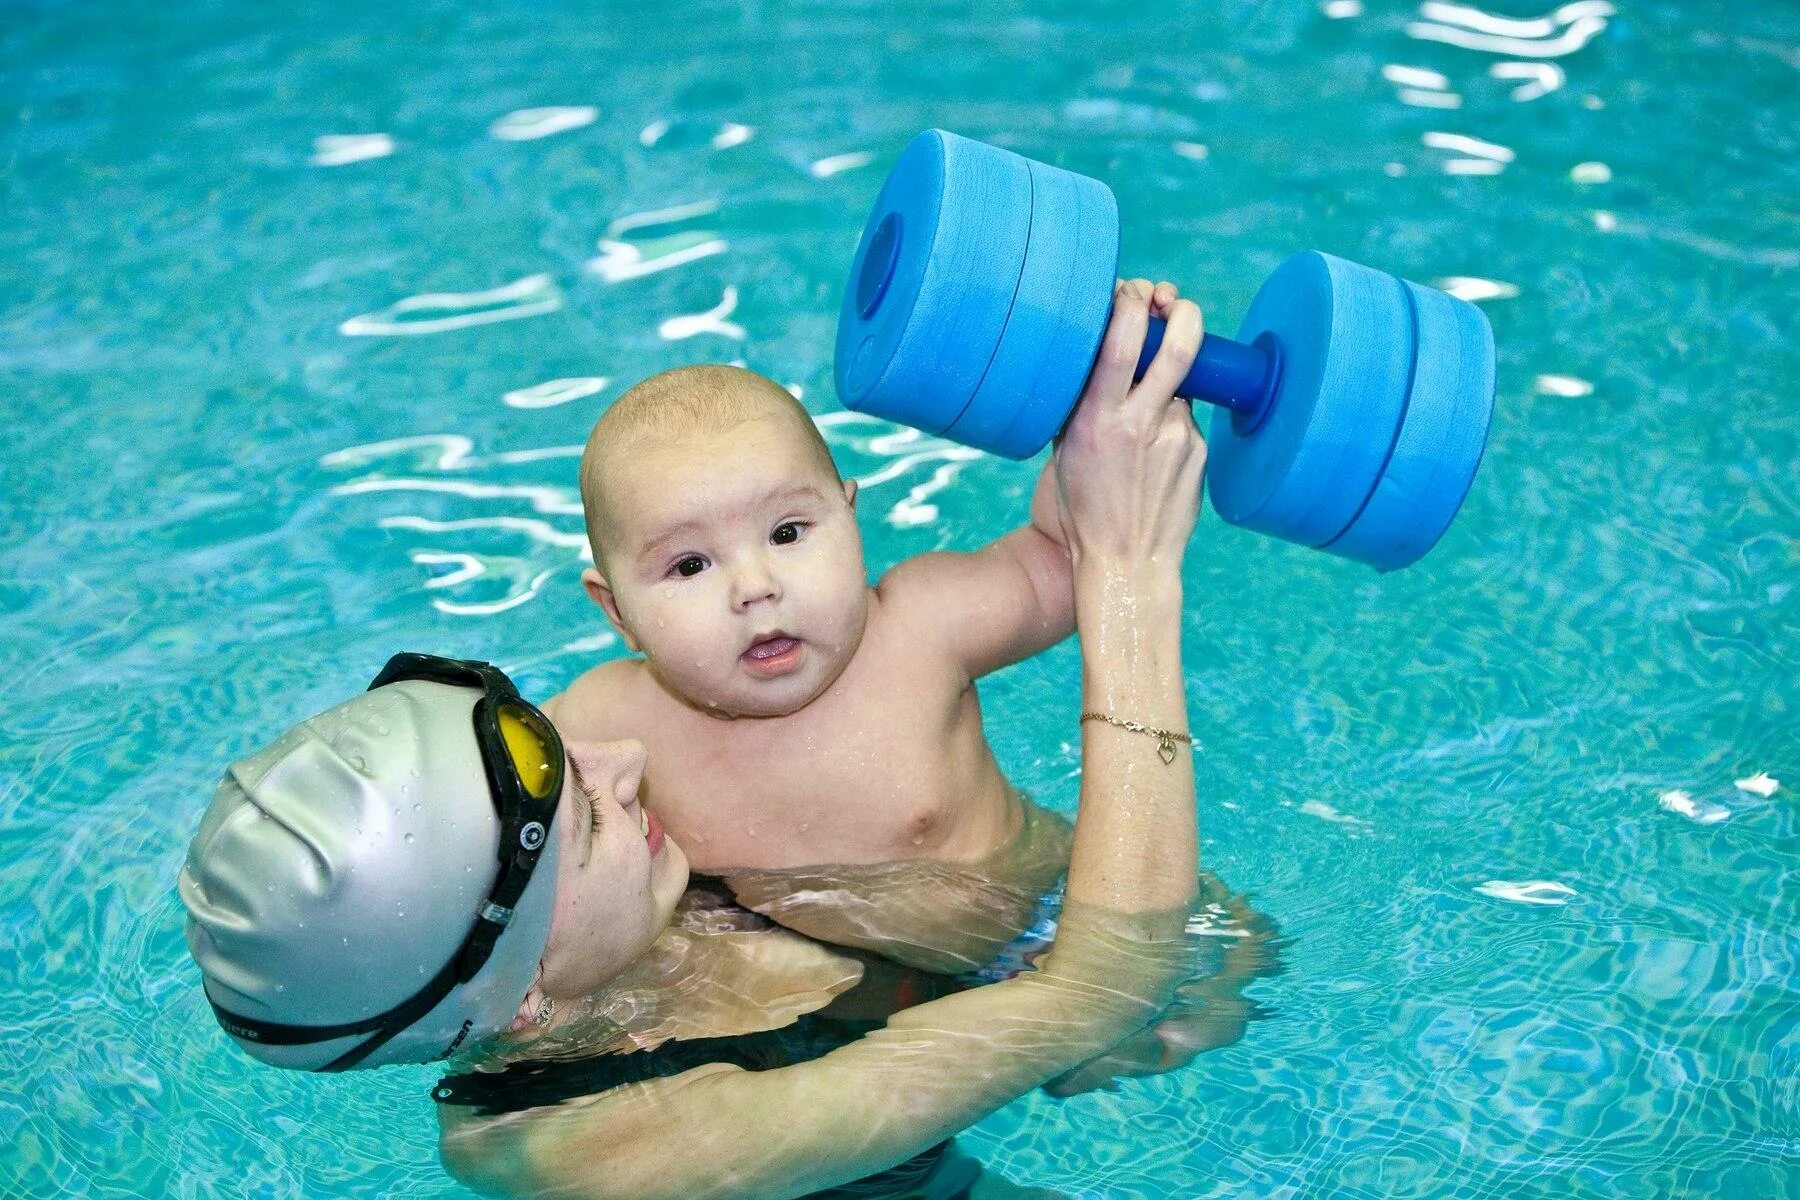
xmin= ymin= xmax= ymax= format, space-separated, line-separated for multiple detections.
xmin=834 ymin=129 xmax=1496 ymax=570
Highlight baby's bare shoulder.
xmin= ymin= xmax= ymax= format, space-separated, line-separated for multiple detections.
xmin=544 ymin=656 xmax=653 ymax=736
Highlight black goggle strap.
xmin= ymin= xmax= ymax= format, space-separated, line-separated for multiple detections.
xmin=206 ymin=943 xmax=468 ymax=1072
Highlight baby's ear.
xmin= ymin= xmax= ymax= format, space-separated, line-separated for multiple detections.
xmin=842 ymin=478 xmax=858 ymax=510
xmin=582 ymin=567 xmax=642 ymax=653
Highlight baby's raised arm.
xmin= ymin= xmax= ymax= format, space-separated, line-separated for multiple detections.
xmin=878 ymin=281 xmax=1195 ymax=684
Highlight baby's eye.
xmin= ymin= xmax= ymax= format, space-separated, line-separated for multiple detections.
xmin=771 ymin=521 xmax=806 ymax=546
xmin=670 ymin=555 xmax=708 ymax=578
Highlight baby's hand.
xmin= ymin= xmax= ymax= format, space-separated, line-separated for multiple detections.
xmin=1053 ymin=278 xmax=1207 ymax=573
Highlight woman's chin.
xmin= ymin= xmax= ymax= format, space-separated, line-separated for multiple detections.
xmin=654 ymin=837 xmax=691 ymax=914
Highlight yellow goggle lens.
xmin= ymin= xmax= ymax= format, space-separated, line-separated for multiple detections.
xmin=497 ymin=705 xmax=559 ymax=799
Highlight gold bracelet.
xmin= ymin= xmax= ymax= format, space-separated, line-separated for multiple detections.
xmin=1079 ymin=712 xmax=1194 ymax=764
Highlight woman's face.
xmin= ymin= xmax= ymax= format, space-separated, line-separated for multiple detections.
xmin=534 ymin=738 xmax=689 ymax=1002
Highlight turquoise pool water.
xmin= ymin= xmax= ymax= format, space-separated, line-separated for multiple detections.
xmin=4 ymin=1 xmax=1795 ymax=1196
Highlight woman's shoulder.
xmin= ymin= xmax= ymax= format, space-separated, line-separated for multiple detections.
xmin=434 ymin=881 xmax=865 ymax=1117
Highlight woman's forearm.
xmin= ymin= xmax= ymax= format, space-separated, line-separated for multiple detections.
xmin=1061 ymin=564 xmax=1198 ymax=918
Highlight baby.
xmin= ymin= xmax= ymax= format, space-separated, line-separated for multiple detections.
xmin=549 ymin=288 xmax=1280 ymax=1091
xmin=545 ymin=358 xmax=1082 ymax=972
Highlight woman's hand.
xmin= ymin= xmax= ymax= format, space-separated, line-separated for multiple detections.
xmin=1053 ymin=279 xmax=1208 ymax=573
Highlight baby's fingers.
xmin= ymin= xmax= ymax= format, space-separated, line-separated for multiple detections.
xmin=1149 ymin=281 xmax=1180 ymax=318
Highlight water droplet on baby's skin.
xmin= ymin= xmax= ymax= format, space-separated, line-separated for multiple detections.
xmin=910 ymin=835 xmax=924 ymax=846
xmin=404 ymin=833 xmax=415 ymax=844
xmin=413 ymin=803 xmax=423 ymax=812
xmin=347 ymin=755 xmax=367 ymax=772
xmin=410 ymin=768 xmax=420 ymax=779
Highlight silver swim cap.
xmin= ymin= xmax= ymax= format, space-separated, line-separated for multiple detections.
xmin=179 ymin=676 xmax=561 ymax=1071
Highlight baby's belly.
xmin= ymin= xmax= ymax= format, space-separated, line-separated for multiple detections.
xmin=717 ymin=794 xmax=1074 ymax=976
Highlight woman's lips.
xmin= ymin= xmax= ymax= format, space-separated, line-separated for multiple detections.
xmin=742 ymin=635 xmax=803 ymax=677
xmin=644 ymin=808 xmax=664 ymax=855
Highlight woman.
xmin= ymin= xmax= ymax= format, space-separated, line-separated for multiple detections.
xmin=181 ymin=282 xmax=1214 ymax=1199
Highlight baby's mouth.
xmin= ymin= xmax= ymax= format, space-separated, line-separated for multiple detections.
xmin=742 ymin=632 xmax=804 ymax=676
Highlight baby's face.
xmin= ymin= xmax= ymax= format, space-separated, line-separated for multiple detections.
xmin=595 ymin=415 xmax=867 ymax=718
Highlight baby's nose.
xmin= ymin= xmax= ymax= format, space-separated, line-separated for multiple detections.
xmin=731 ymin=557 xmax=781 ymax=608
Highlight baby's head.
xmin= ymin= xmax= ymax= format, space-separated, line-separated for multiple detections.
xmin=580 ymin=365 xmax=867 ymax=719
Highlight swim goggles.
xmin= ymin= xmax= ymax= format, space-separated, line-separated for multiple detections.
xmin=206 ymin=652 xmax=564 ymax=1071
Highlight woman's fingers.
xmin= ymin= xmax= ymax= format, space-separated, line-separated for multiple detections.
xmin=1068 ymin=279 xmax=1156 ymax=438
xmin=1127 ymin=297 xmax=1203 ymax=423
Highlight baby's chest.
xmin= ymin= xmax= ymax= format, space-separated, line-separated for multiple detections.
xmin=649 ymin=733 xmax=969 ymax=868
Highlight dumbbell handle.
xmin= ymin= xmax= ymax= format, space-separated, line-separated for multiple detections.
xmin=1135 ymin=318 xmax=1280 ymax=428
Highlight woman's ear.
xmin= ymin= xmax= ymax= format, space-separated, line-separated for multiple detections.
xmin=510 ymin=980 xmax=547 ymax=1034
xmin=582 ymin=567 xmax=642 ymax=653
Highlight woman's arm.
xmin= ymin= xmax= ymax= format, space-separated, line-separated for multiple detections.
xmin=444 ymin=280 xmax=1210 ymax=1200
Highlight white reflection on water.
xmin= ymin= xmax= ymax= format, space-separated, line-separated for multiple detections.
xmin=338 ymin=274 xmax=562 ymax=336
xmin=1423 ymin=131 xmax=1516 ymax=162
xmin=1400 ymin=89 xmax=1463 ymax=109
xmin=488 ymin=106 xmax=598 ymax=141
xmin=1734 ymin=772 xmax=1780 ymax=798
xmin=712 ymin=123 xmax=754 ymax=149
xmin=310 ymin=134 xmax=395 ymax=166
xmin=659 ymin=287 xmax=746 ymax=341
xmin=1657 ymin=789 xmax=1730 ymax=825
xmin=1491 ymin=60 xmax=1566 ymax=101
xmin=330 ymin=477 xmax=579 ymax=515
xmin=1474 ymin=880 xmax=1578 ymax=905
xmin=1383 ymin=65 xmax=1451 ymax=89
xmin=321 ymin=410 xmax=985 ymax=613
xmin=1570 ymin=161 xmax=1612 ymax=184
xmin=589 ymin=200 xmax=728 ymax=283
xmin=1434 ymin=276 xmax=1520 ymax=301
xmin=1423 ymin=130 xmax=1515 ymax=176
xmin=503 ymin=377 xmax=610 ymax=409
xmin=809 ymin=151 xmax=875 ymax=179
xmin=1535 ymin=374 xmax=1594 ymax=397
xmin=1407 ymin=0 xmax=1613 ymax=59
xmin=589 ymin=236 xmax=727 ymax=283
xmin=816 ymin=413 xmax=984 ymax=528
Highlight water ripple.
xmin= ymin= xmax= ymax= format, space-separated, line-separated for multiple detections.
xmin=1407 ymin=1 xmax=1615 ymax=59
xmin=309 ymin=133 xmax=394 ymax=166
xmin=337 ymin=274 xmax=561 ymax=337
xmin=487 ymin=105 xmax=598 ymax=141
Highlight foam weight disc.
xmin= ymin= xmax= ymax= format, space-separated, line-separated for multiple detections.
xmin=1322 ymin=281 xmax=1495 ymax=570
xmin=940 ymin=151 xmax=1120 ymax=459
xmin=835 ymin=130 xmax=1033 ymax=437
xmin=1208 ymin=251 xmax=1414 ymax=550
